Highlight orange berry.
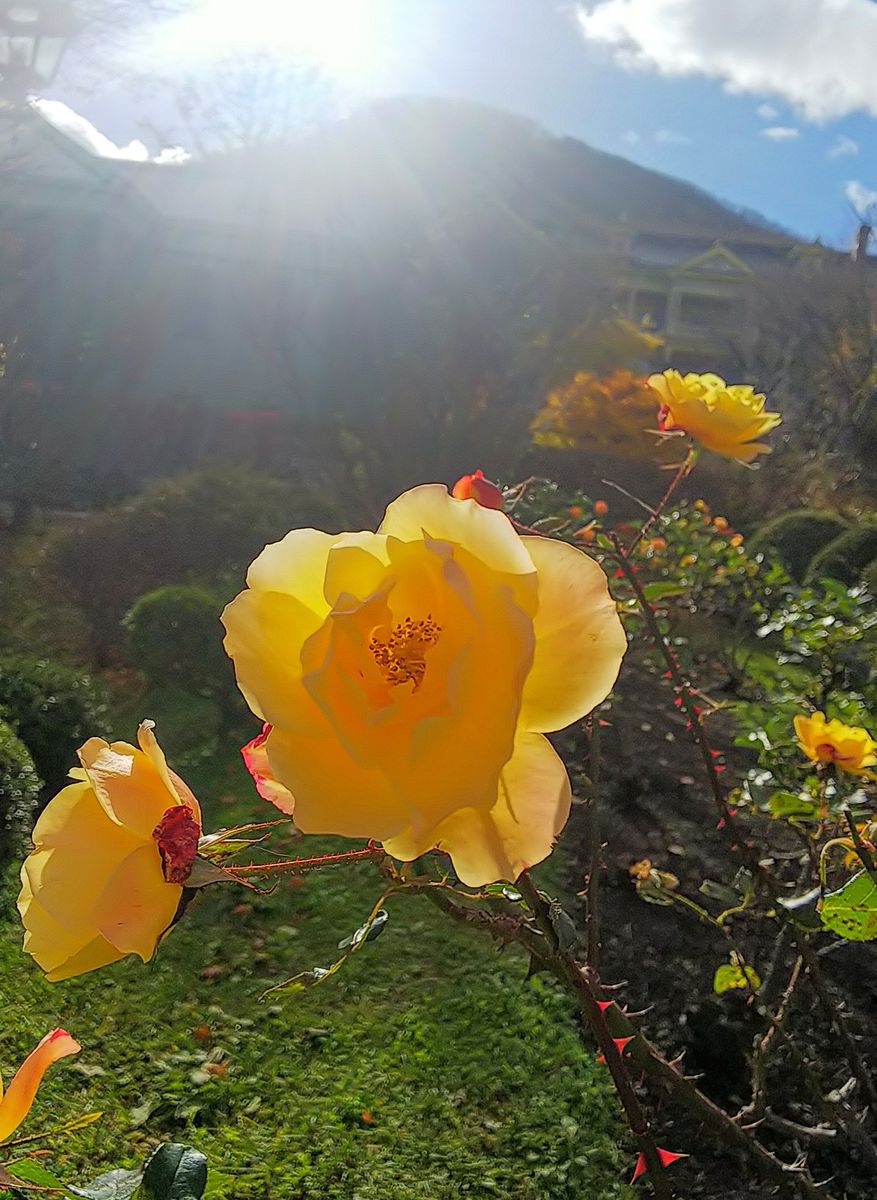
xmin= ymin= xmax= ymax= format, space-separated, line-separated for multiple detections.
xmin=649 ymin=537 xmax=667 ymax=551
xmin=573 ymin=524 xmax=596 ymax=543
xmin=730 ymin=534 xmax=743 ymax=548
xmin=593 ymin=499 xmax=609 ymax=517
xmin=712 ymin=516 xmax=729 ymax=531
xmin=568 ymin=505 xmax=584 ymax=519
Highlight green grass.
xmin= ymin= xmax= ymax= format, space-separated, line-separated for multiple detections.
xmin=0 ymin=748 xmax=632 ymax=1200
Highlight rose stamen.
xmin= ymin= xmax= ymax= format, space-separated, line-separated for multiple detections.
xmin=369 ymin=616 xmax=441 ymax=690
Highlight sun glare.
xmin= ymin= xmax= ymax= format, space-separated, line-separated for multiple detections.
xmin=160 ymin=0 xmax=394 ymax=84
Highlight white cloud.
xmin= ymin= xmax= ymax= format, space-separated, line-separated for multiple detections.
xmin=829 ymin=134 xmax=859 ymax=158
xmin=622 ymin=129 xmax=640 ymax=144
xmin=846 ymin=180 xmax=877 ymax=216
xmin=654 ymin=128 xmax=690 ymax=144
xmin=577 ymin=0 xmax=877 ymax=121
xmin=761 ymin=126 xmax=799 ymax=141
xmin=756 ymin=102 xmax=778 ymax=120
xmin=31 ymin=99 xmax=189 ymax=164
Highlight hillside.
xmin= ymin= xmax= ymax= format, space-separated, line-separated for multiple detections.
xmin=130 ymin=96 xmax=789 ymax=246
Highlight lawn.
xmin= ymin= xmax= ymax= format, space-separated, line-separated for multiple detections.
xmin=0 ymin=746 xmax=633 ymax=1200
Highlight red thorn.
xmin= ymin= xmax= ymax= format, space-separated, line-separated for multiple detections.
xmin=631 ymin=1148 xmax=688 ymax=1183
xmin=612 ymin=1036 xmax=634 ymax=1055
xmin=658 ymin=1149 xmax=688 ymax=1168
xmin=709 ymin=749 xmax=722 ymax=758
xmin=596 ymin=999 xmax=613 ymax=1012
xmin=661 ymin=670 xmax=672 ymax=680
xmin=596 ymin=1053 xmax=606 ymax=1064
xmin=673 ymin=696 xmax=683 ymax=708
xmin=715 ymin=764 xmax=726 ymax=773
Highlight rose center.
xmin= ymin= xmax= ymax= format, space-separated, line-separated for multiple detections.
xmin=369 ymin=616 xmax=441 ymax=690
xmin=815 ymin=742 xmax=843 ymax=763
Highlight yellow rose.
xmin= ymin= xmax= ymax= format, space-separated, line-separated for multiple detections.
xmin=0 ymin=1029 xmax=80 ymax=1143
xmin=223 ymin=485 xmax=626 ymax=886
xmin=19 ymin=722 xmax=202 ymax=981
xmin=648 ymin=370 xmax=781 ymax=463
xmin=793 ymin=711 xmax=877 ymax=777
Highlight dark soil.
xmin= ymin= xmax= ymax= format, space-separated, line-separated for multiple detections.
xmin=560 ymin=657 xmax=877 ymax=1200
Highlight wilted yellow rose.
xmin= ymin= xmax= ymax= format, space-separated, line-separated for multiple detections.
xmin=793 ymin=711 xmax=877 ymax=777
xmin=19 ymin=723 xmax=202 ymax=981
xmin=223 ymin=484 xmax=626 ymax=886
xmin=0 ymin=1029 xmax=80 ymax=1143
xmin=648 ymin=370 xmax=781 ymax=462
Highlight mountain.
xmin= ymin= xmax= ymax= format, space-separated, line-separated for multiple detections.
xmin=129 ymin=96 xmax=790 ymax=246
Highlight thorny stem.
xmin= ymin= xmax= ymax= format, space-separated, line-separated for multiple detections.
xmin=516 ymin=872 xmax=674 ymax=1200
xmin=610 ymin=532 xmax=877 ymax=1131
xmin=416 ymin=876 xmax=828 ymax=1199
xmin=584 ymin=717 xmax=603 ymax=968
xmin=624 ymin=448 xmax=695 ymax=556
xmin=843 ymin=808 xmax=877 ymax=878
xmin=225 ymin=844 xmax=385 ymax=878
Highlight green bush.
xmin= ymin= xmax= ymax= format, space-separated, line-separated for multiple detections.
xmin=42 ymin=467 xmax=342 ymax=665
xmin=748 ymin=508 xmax=850 ymax=582
xmin=135 ymin=687 xmax=224 ymax=764
xmin=0 ymin=718 xmax=41 ymax=869
xmin=0 ymin=655 xmax=107 ymax=795
xmin=805 ymin=523 xmax=877 ymax=586
xmin=123 ymin=585 xmax=231 ymax=694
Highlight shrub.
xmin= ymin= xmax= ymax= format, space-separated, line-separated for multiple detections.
xmin=0 ymin=655 xmax=107 ymax=795
xmin=123 ymin=585 xmax=232 ymax=695
xmin=0 ymin=718 xmax=41 ymax=869
xmin=805 ymin=522 xmax=877 ymax=586
xmin=748 ymin=508 xmax=850 ymax=582
xmin=135 ymin=686 xmax=224 ymax=763
xmin=42 ymin=467 xmax=342 ymax=664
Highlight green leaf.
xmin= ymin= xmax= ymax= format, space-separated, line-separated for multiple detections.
xmin=3 ymin=1158 xmax=68 ymax=1188
xmin=820 ymin=872 xmax=877 ymax=941
xmin=713 ymin=962 xmax=761 ymax=995
xmin=68 ymin=1168 xmax=143 ymax=1199
xmin=767 ymin=790 xmax=819 ymax=819
xmin=137 ymin=1144 xmax=207 ymax=1200
xmin=641 ymin=582 xmax=686 ymax=601
xmin=337 ymin=908 xmax=389 ymax=950
xmin=777 ymin=887 xmax=823 ymax=930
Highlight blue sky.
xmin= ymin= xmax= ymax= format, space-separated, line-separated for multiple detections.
xmin=53 ymin=0 xmax=877 ymax=247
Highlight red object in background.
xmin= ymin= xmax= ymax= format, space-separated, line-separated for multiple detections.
xmin=451 ymin=469 xmax=504 ymax=510
xmin=593 ymin=499 xmax=609 ymax=517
